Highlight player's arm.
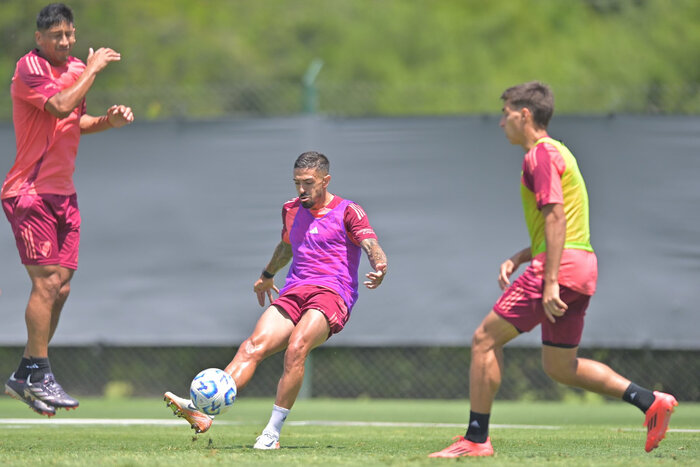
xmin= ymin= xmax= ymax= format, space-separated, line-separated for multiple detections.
xmin=253 ymin=241 xmax=293 ymax=306
xmin=528 ymin=143 xmax=567 ymax=321
xmin=343 ymin=202 xmax=387 ymax=289
xmin=45 ymin=47 xmax=121 ymax=118
xmin=361 ymin=238 xmax=387 ymax=289
xmin=498 ymin=247 xmax=531 ymax=290
xmin=80 ymin=104 xmax=134 ymax=134
xmin=541 ymin=202 xmax=567 ymax=323
xmin=262 ymin=240 xmax=293 ymax=277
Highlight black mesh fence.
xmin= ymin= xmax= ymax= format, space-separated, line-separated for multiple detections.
xmin=1 ymin=346 xmax=697 ymax=401
xmin=2 ymin=82 xmax=700 ymax=121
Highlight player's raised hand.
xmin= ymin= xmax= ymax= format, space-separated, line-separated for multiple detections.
xmin=364 ymin=263 xmax=387 ymax=289
xmin=254 ymin=276 xmax=279 ymax=307
xmin=86 ymin=47 xmax=121 ymax=74
xmin=106 ymin=104 xmax=134 ymax=128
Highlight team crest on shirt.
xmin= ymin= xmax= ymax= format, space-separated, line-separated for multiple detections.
xmin=40 ymin=241 xmax=52 ymax=257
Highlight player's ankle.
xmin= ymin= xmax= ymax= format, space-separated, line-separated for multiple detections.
xmin=622 ymin=382 xmax=655 ymax=413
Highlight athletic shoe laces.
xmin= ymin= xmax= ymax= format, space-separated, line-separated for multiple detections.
xmin=40 ymin=373 xmax=66 ymax=396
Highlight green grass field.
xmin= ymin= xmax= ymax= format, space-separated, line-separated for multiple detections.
xmin=1 ymin=396 xmax=698 ymax=466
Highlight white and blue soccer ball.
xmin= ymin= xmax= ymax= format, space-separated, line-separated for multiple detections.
xmin=190 ymin=368 xmax=237 ymax=416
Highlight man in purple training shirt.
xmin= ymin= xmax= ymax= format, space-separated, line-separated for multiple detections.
xmin=164 ymin=151 xmax=388 ymax=449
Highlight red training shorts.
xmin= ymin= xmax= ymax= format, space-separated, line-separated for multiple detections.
xmin=272 ymin=284 xmax=350 ymax=336
xmin=2 ymin=193 xmax=81 ymax=270
xmin=493 ymin=266 xmax=591 ymax=348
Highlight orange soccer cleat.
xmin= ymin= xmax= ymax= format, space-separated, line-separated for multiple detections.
xmin=164 ymin=391 xmax=213 ymax=434
xmin=644 ymin=391 xmax=678 ymax=452
xmin=428 ymin=436 xmax=494 ymax=458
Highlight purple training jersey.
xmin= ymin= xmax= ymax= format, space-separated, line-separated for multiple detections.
xmin=280 ymin=198 xmax=362 ymax=312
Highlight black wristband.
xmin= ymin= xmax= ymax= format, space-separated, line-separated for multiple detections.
xmin=261 ymin=269 xmax=275 ymax=279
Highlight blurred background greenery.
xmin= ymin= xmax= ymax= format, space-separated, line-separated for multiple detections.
xmin=1 ymin=0 xmax=699 ymax=119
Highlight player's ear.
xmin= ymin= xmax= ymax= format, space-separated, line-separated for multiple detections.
xmin=35 ymin=30 xmax=42 ymax=46
xmin=322 ymin=174 xmax=331 ymax=188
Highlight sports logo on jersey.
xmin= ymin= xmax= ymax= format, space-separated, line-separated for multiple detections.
xmin=349 ymin=203 xmax=366 ymax=220
xmin=25 ymin=55 xmax=47 ymax=77
xmin=310 ymin=226 xmax=319 ymax=234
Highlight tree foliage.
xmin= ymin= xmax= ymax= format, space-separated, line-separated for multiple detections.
xmin=1 ymin=0 xmax=699 ymax=119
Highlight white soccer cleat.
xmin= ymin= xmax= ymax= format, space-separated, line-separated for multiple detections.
xmin=164 ymin=391 xmax=213 ymax=433
xmin=254 ymin=430 xmax=280 ymax=450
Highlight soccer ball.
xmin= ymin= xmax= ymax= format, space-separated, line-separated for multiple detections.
xmin=190 ymin=368 xmax=237 ymax=416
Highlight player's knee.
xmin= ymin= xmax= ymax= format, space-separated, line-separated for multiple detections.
xmin=239 ymin=337 xmax=266 ymax=362
xmin=57 ymin=282 xmax=71 ymax=301
xmin=542 ymin=358 xmax=576 ymax=384
xmin=32 ymin=273 xmax=63 ymax=300
xmin=284 ymin=339 xmax=310 ymax=367
xmin=471 ymin=326 xmax=493 ymax=353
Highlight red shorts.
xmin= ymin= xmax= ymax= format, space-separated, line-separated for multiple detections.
xmin=2 ymin=193 xmax=81 ymax=270
xmin=493 ymin=267 xmax=590 ymax=348
xmin=272 ymin=284 xmax=350 ymax=336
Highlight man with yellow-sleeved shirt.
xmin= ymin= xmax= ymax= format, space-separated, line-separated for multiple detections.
xmin=430 ymin=81 xmax=678 ymax=458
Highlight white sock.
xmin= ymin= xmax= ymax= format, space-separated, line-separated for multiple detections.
xmin=263 ymin=404 xmax=290 ymax=436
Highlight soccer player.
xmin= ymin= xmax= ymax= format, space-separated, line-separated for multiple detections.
xmin=165 ymin=151 xmax=388 ymax=449
xmin=2 ymin=3 xmax=134 ymax=416
xmin=429 ymin=82 xmax=678 ymax=458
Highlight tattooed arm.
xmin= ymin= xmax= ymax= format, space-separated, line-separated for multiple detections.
xmin=264 ymin=241 xmax=293 ymax=276
xmin=253 ymin=241 xmax=293 ymax=306
xmin=361 ymin=238 xmax=387 ymax=289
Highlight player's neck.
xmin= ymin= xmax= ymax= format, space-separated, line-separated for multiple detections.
xmin=309 ymin=193 xmax=334 ymax=211
xmin=35 ymin=48 xmax=67 ymax=67
xmin=522 ymin=128 xmax=549 ymax=151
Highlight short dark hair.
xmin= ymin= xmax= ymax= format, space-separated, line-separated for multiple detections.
xmin=501 ymin=81 xmax=554 ymax=129
xmin=37 ymin=3 xmax=74 ymax=31
xmin=294 ymin=151 xmax=329 ymax=175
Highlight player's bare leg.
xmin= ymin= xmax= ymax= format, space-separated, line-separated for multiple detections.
xmin=226 ymin=307 xmax=294 ymax=449
xmin=430 ymin=310 xmax=518 ymax=458
xmin=541 ymin=346 xmax=629 ymax=397
xmin=469 ymin=311 xmax=520 ymax=413
xmin=225 ymin=306 xmax=295 ymax=389
xmin=166 ymin=307 xmax=293 ymax=433
xmin=25 ymin=265 xmax=73 ymax=358
xmin=254 ymin=309 xmax=330 ymax=450
xmin=7 ymin=266 xmax=73 ymax=415
xmin=8 ymin=265 xmax=79 ymax=410
xmin=542 ymin=345 xmax=678 ymax=452
xmin=48 ymin=273 xmax=72 ymax=343
xmin=274 ymin=309 xmax=329 ymax=409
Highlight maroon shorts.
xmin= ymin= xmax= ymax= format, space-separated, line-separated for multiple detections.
xmin=272 ymin=284 xmax=350 ymax=336
xmin=493 ymin=267 xmax=591 ymax=348
xmin=2 ymin=193 xmax=81 ymax=270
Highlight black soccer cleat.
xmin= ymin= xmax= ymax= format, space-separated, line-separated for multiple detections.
xmin=5 ymin=372 xmax=56 ymax=417
xmin=26 ymin=372 xmax=79 ymax=409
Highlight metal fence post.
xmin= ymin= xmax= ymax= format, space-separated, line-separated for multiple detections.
xmin=302 ymin=58 xmax=324 ymax=114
